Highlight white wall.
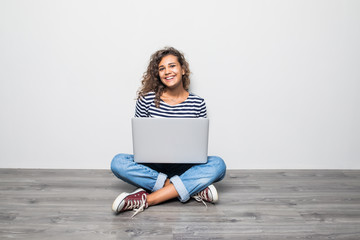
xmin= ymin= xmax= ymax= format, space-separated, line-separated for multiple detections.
xmin=1 ymin=0 xmax=359 ymax=169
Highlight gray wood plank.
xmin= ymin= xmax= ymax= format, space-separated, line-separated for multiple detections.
xmin=1 ymin=169 xmax=360 ymax=239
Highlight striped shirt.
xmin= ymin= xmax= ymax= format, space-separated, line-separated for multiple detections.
xmin=135 ymin=92 xmax=207 ymax=118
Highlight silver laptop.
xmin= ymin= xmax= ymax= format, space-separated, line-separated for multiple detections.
xmin=132 ymin=118 xmax=209 ymax=164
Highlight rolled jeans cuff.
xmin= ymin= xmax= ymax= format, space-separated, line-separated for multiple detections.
xmin=170 ymin=175 xmax=190 ymax=202
xmin=152 ymin=172 xmax=167 ymax=192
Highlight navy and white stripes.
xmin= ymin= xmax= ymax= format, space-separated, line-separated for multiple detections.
xmin=135 ymin=92 xmax=207 ymax=118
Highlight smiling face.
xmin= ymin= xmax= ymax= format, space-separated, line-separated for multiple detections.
xmin=158 ymin=55 xmax=185 ymax=90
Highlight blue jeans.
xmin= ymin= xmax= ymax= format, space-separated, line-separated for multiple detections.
xmin=111 ymin=153 xmax=226 ymax=202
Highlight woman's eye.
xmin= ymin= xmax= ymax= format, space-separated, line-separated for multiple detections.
xmin=170 ymin=65 xmax=176 ymax=68
xmin=159 ymin=68 xmax=164 ymax=71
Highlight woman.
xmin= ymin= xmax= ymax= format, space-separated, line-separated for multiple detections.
xmin=111 ymin=47 xmax=226 ymax=217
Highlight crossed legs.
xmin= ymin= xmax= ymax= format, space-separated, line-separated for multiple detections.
xmin=147 ymin=179 xmax=178 ymax=206
xmin=110 ymin=153 xmax=226 ymax=215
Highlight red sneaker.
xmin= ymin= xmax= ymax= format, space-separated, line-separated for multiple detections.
xmin=112 ymin=188 xmax=149 ymax=217
xmin=192 ymin=184 xmax=218 ymax=207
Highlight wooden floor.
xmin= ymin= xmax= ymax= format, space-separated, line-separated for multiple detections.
xmin=1 ymin=169 xmax=360 ymax=240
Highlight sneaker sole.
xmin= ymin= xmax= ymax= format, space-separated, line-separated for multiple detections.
xmin=208 ymin=184 xmax=218 ymax=203
xmin=112 ymin=188 xmax=145 ymax=213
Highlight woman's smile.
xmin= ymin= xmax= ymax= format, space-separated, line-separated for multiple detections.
xmin=165 ymin=76 xmax=175 ymax=80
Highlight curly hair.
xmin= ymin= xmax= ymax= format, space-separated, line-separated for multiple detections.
xmin=137 ymin=47 xmax=191 ymax=107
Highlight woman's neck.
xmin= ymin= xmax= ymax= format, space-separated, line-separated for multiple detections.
xmin=161 ymin=87 xmax=189 ymax=105
xmin=163 ymin=86 xmax=187 ymax=98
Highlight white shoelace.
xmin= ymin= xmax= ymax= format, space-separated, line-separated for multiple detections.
xmin=193 ymin=195 xmax=208 ymax=208
xmin=131 ymin=194 xmax=147 ymax=218
xmin=193 ymin=191 xmax=207 ymax=208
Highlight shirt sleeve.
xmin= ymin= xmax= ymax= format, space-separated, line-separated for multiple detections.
xmin=135 ymin=95 xmax=150 ymax=118
xmin=199 ymin=99 xmax=207 ymax=118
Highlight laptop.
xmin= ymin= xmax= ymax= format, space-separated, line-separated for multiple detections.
xmin=132 ymin=117 xmax=209 ymax=164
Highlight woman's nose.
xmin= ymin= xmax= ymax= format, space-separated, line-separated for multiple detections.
xmin=165 ymin=67 xmax=171 ymax=74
